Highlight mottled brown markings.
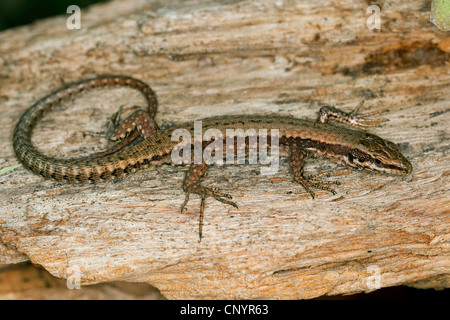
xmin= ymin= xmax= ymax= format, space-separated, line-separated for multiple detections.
xmin=13 ymin=75 xmax=158 ymax=183
xmin=13 ymin=75 xmax=412 ymax=239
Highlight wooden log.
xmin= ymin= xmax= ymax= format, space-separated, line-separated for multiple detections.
xmin=0 ymin=0 xmax=448 ymax=299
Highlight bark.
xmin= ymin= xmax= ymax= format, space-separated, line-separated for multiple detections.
xmin=0 ymin=0 xmax=448 ymax=299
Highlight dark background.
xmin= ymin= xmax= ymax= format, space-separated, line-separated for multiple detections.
xmin=0 ymin=0 xmax=104 ymax=31
xmin=0 ymin=0 xmax=448 ymax=301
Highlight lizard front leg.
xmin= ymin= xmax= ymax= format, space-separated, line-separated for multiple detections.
xmin=318 ymin=100 xmax=388 ymax=128
xmin=289 ymin=145 xmax=340 ymax=199
xmin=181 ymin=162 xmax=238 ymax=240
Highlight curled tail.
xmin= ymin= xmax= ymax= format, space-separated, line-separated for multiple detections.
xmin=13 ymin=75 xmax=158 ymax=183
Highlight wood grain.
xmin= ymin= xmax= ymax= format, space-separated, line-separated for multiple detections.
xmin=0 ymin=0 xmax=448 ymax=299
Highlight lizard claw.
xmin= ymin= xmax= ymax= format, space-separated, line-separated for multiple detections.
xmin=181 ymin=185 xmax=238 ymax=240
xmin=294 ymin=171 xmax=340 ymax=199
xmin=318 ymin=101 xmax=388 ymax=128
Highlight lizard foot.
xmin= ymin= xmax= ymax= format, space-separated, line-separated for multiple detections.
xmin=181 ymin=185 xmax=238 ymax=241
xmin=294 ymin=172 xmax=341 ymax=199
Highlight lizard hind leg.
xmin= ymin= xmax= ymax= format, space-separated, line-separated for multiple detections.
xmin=181 ymin=162 xmax=238 ymax=240
xmin=93 ymin=105 xmax=160 ymax=157
xmin=107 ymin=105 xmax=159 ymax=142
xmin=289 ymin=145 xmax=340 ymax=199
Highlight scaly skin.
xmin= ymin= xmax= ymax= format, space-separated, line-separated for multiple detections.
xmin=12 ymin=75 xmax=412 ymax=239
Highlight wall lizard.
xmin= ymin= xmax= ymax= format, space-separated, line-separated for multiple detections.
xmin=13 ymin=75 xmax=412 ymax=239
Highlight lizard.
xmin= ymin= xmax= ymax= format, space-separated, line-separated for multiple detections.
xmin=12 ymin=75 xmax=412 ymax=240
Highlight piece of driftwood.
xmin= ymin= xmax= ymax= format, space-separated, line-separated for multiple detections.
xmin=0 ymin=0 xmax=448 ymax=299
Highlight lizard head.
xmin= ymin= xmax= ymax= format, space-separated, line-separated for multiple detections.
xmin=344 ymin=133 xmax=412 ymax=175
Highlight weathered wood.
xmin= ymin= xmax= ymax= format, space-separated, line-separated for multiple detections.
xmin=0 ymin=0 xmax=448 ymax=299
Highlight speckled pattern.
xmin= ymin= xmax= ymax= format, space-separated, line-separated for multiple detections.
xmin=13 ymin=75 xmax=412 ymax=187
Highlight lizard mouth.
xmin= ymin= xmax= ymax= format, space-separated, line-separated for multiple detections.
xmin=373 ymin=159 xmax=412 ymax=175
xmin=328 ymin=151 xmax=412 ymax=176
xmin=354 ymin=158 xmax=412 ymax=175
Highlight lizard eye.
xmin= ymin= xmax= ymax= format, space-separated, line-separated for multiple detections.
xmin=374 ymin=158 xmax=383 ymax=167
